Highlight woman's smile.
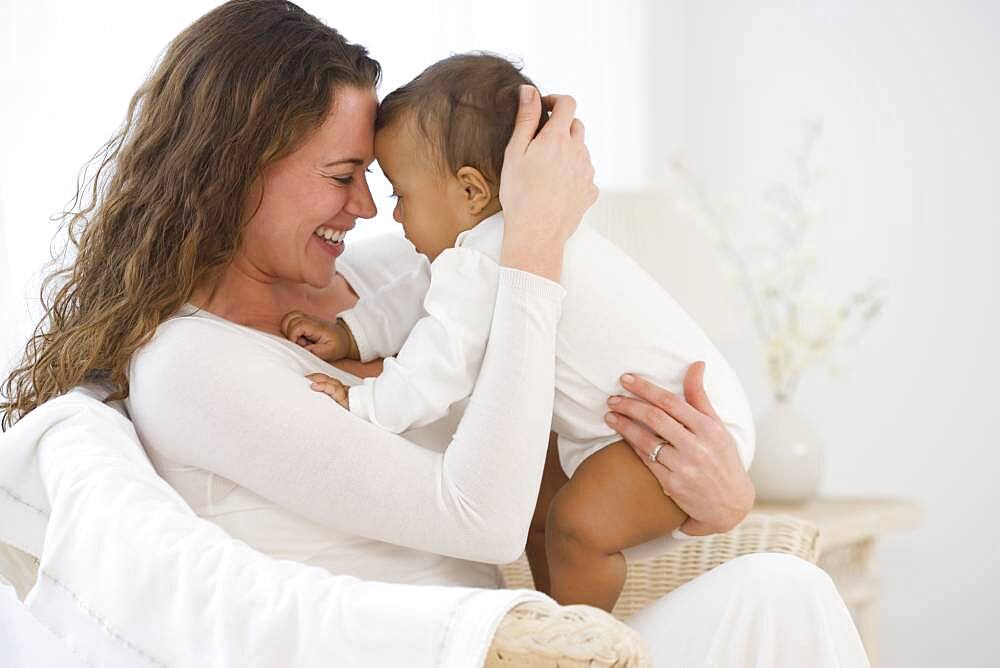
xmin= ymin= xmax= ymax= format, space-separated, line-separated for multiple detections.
xmin=311 ymin=228 xmax=346 ymax=258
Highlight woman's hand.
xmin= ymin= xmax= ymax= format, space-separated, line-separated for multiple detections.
xmin=498 ymin=86 xmax=598 ymax=281
xmin=604 ymin=362 xmax=755 ymax=536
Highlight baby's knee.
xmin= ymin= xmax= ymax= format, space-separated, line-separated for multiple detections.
xmin=545 ymin=486 xmax=608 ymax=552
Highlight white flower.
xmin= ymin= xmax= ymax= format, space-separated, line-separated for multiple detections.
xmin=671 ymin=125 xmax=886 ymax=401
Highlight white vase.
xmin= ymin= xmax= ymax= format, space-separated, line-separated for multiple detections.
xmin=749 ymin=401 xmax=823 ymax=503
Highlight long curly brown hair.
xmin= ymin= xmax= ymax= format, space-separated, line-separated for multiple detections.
xmin=1 ymin=0 xmax=381 ymax=431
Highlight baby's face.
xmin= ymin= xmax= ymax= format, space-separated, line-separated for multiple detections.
xmin=374 ymin=120 xmax=469 ymax=261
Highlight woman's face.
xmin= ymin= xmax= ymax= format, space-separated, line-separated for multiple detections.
xmin=240 ymin=86 xmax=378 ymax=289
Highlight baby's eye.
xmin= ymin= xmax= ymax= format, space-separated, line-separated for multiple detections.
xmin=389 ymin=191 xmax=401 ymax=200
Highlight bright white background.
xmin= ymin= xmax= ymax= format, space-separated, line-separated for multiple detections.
xmin=1 ymin=2 xmax=997 ymax=666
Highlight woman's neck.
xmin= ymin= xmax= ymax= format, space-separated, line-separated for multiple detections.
xmin=191 ymin=260 xmax=357 ymax=337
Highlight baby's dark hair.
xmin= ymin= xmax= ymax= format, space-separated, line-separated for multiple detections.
xmin=376 ymin=52 xmax=546 ymax=188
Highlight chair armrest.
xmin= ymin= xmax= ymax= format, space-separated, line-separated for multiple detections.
xmin=499 ymin=513 xmax=819 ymax=620
xmin=0 ymin=543 xmax=38 ymax=602
xmin=485 ymin=599 xmax=651 ymax=667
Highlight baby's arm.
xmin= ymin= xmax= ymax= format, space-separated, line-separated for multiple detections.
xmin=347 ymin=248 xmax=499 ymax=433
xmin=337 ymin=251 xmax=432 ymax=362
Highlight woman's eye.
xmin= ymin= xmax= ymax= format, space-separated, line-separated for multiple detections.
xmin=389 ymin=191 xmax=401 ymax=200
xmin=331 ymin=167 xmax=371 ymax=186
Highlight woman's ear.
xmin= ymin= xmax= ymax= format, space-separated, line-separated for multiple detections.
xmin=455 ymin=166 xmax=495 ymax=216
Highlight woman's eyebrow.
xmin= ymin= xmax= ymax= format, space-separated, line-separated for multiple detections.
xmin=322 ymin=158 xmax=364 ymax=168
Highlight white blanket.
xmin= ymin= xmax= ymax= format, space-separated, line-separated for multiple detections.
xmin=0 ymin=386 xmax=546 ymax=667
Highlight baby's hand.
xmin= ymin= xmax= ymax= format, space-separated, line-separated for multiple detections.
xmin=305 ymin=372 xmax=350 ymax=409
xmin=281 ymin=311 xmax=358 ymax=362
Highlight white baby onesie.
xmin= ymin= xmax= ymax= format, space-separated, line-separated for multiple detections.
xmin=344 ymin=212 xmax=756 ymax=477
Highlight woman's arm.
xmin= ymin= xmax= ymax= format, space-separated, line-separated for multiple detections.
xmin=605 ymin=362 xmax=756 ymax=535
xmin=130 ymin=269 xmax=564 ymax=564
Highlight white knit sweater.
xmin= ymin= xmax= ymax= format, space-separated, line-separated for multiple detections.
xmin=124 ymin=235 xmax=565 ymax=588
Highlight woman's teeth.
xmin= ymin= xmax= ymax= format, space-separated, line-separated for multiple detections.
xmin=314 ymin=226 xmax=346 ymax=245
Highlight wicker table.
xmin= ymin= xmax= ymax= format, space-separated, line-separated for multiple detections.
xmin=753 ymin=497 xmax=921 ymax=667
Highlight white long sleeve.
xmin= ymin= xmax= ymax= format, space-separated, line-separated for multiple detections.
xmin=347 ymin=247 xmax=498 ymax=432
xmin=126 ymin=267 xmax=565 ymax=565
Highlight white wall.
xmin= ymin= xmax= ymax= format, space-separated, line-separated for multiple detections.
xmin=648 ymin=2 xmax=999 ymax=666
xmin=0 ymin=187 xmax=11 ymax=363
xmin=1 ymin=0 xmax=220 ymax=371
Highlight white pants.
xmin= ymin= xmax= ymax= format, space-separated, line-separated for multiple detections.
xmin=626 ymin=552 xmax=870 ymax=667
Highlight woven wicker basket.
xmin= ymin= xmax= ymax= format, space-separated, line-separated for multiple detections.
xmin=485 ymin=513 xmax=819 ymax=665
xmin=486 ymin=600 xmax=652 ymax=667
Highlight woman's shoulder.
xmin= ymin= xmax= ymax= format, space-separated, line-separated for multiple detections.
xmin=130 ymin=307 xmax=291 ymax=384
xmin=140 ymin=306 xmax=252 ymax=353
xmin=129 ymin=305 xmax=351 ymax=391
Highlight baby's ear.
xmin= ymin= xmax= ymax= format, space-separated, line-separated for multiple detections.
xmin=456 ymin=166 xmax=495 ymax=215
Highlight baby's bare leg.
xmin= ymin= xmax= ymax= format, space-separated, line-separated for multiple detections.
xmin=525 ymin=431 xmax=568 ymax=594
xmin=545 ymin=440 xmax=687 ymax=611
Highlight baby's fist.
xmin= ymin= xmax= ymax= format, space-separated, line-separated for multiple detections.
xmin=306 ymin=372 xmax=350 ymax=409
xmin=281 ymin=311 xmax=356 ymax=362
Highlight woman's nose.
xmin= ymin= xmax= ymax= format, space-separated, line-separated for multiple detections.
xmin=346 ymin=175 xmax=377 ymax=219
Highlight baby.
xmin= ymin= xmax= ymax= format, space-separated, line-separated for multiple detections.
xmin=285 ymin=53 xmax=755 ymax=611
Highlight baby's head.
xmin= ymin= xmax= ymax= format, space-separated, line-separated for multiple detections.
xmin=375 ymin=53 xmax=544 ymax=259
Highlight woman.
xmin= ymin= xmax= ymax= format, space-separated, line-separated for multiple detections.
xmin=0 ymin=1 xmax=868 ymax=665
